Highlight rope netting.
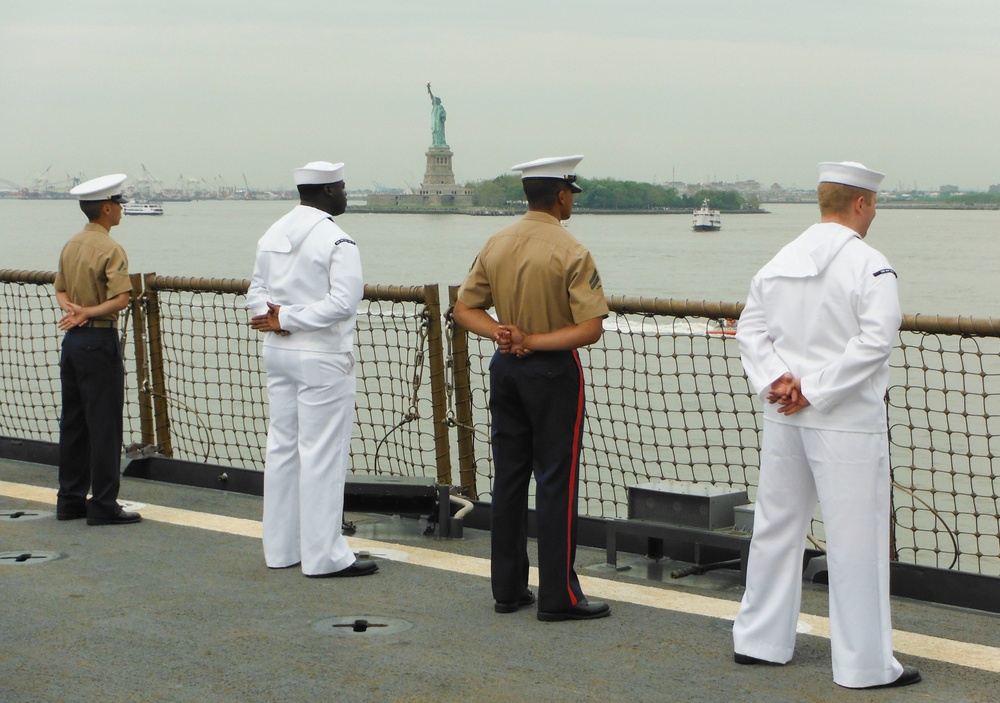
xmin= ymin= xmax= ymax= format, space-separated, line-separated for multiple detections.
xmin=340 ymin=297 xmax=440 ymax=478
xmin=143 ymin=281 xmax=268 ymax=468
xmin=0 ymin=271 xmax=141 ymax=444
xmin=587 ymin=316 xmax=760 ymax=516
xmin=457 ymin=299 xmax=1000 ymax=577
xmin=0 ymin=273 xmax=62 ymax=440
xmin=144 ymin=277 xmax=441 ymax=478
xmin=1 ymin=270 xmax=997 ymax=576
xmin=888 ymin=329 xmax=1000 ymax=573
xmin=457 ymin=313 xmax=760 ymax=512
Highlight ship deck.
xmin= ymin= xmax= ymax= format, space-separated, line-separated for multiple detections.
xmin=2 ymin=458 xmax=998 ymax=703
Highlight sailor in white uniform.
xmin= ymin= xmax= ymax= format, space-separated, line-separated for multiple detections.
xmin=731 ymin=162 xmax=920 ymax=688
xmin=247 ymin=161 xmax=377 ymax=578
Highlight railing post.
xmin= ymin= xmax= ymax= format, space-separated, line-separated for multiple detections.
xmin=143 ymin=274 xmax=173 ymax=458
xmin=887 ymin=401 xmax=898 ymax=563
xmin=127 ymin=273 xmax=155 ymax=448
xmin=422 ymin=284 xmax=452 ymax=486
xmin=448 ymin=285 xmax=479 ymax=499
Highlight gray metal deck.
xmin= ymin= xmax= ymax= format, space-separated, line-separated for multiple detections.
xmin=2 ymin=458 xmax=998 ymax=703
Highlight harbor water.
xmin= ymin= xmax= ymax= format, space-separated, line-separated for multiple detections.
xmin=0 ymin=199 xmax=996 ymax=318
xmin=1 ymin=199 xmax=998 ymax=576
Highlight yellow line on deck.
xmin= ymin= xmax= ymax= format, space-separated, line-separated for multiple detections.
xmin=3 ymin=480 xmax=998 ymax=674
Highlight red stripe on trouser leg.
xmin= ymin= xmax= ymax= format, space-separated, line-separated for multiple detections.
xmin=565 ymin=350 xmax=585 ymax=605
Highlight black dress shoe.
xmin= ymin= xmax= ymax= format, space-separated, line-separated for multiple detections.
xmin=494 ymin=590 xmax=536 ymax=614
xmin=87 ymin=511 xmax=142 ymax=526
xmin=537 ymin=601 xmax=610 ymax=622
xmin=267 ymin=561 xmax=301 ymax=570
xmin=306 ymin=559 xmax=378 ymax=578
xmin=853 ymin=666 xmax=922 ymax=689
xmin=734 ymin=652 xmax=781 ymax=665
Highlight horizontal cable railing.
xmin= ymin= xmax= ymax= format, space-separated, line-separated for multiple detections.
xmin=448 ymin=288 xmax=999 ymax=577
xmin=1 ymin=268 xmax=997 ymax=576
xmin=141 ymin=275 xmax=449 ymax=484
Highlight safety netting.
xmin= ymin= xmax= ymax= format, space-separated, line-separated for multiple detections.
xmin=1 ymin=270 xmax=997 ymax=576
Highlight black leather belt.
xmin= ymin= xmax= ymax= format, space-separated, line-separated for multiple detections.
xmin=81 ymin=319 xmax=117 ymax=329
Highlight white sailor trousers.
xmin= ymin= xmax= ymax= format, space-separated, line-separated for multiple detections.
xmin=733 ymin=422 xmax=904 ymax=688
xmin=262 ymin=346 xmax=357 ymax=575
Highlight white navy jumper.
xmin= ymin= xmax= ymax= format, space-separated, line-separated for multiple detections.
xmin=247 ymin=205 xmax=363 ymax=575
xmin=732 ymin=222 xmax=905 ymax=688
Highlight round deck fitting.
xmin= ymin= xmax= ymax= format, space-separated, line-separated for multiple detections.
xmin=0 ymin=510 xmax=54 ymax=521
xmin=312 ymin=616 xmax=413 ymax=637
xmin=0 ymin=550 xmax=66 ymax=565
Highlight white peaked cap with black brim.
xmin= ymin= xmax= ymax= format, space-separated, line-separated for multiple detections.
xmin=512 ymin=155 xmax=584 ymax=193
xmin=70 ymin=173 xmax=129 ymax=203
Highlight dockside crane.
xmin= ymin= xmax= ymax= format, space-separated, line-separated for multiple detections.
xmin=27 ymin=165 xmax=53 ymax=194
xmin=136 ymin=164 xmax=164 ymax=199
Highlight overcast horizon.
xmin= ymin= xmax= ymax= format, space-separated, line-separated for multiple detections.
xmin=3 ymin=1 xmax=999 ymax=193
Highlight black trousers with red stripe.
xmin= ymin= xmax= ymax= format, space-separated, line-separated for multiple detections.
xmin=488 ymin=349 xmax=587 ymax=612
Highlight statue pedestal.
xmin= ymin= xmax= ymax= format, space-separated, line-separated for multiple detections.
xmin=418 ymin=147 xmax=474 ymax=207
xmin=367 ymin=144 xmax=473 ymax=210
xmin=422 ymin=147 xmax=456 ymax=187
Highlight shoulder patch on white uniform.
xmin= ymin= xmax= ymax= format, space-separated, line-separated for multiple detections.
xmin=335 ymin=237 xmax=356 ymax=246
xmin=873 ymin=268 xmax=897 ymax=278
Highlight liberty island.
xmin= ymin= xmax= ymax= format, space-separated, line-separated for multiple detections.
xmin=366 ymin=83 xmax=475 ymax=211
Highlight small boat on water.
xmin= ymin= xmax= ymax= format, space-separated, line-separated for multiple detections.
xmin=692 ymin=198 xmax=721 ymax=231
xmin=124 ymin=201 xmax=164 ymax=216
xmin=707 ymin=317 xmax=738 ymax=336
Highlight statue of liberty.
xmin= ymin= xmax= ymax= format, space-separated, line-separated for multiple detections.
xmin=427 ymin=83 xmax=448 ymax=148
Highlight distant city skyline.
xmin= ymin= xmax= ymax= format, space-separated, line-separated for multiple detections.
xmin=3 ymin=2 xmax=999 ymax=193
xmin=1 ymin=166 xmax=990 ymax=198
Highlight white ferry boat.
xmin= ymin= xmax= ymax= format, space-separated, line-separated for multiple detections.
xmin=124 ymin=201 xmax=164 ymax=216
xmin=692 ymin=198 xmax=721 ymax=231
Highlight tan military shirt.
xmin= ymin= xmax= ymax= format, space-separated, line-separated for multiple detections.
xmin=457 ymin=211 xmax=609 ymax=335
xmin=54 ymin=223 xmax=131 ymax=323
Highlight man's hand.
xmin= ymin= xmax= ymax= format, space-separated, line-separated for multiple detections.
xmin=767 ymin=373 xmax=810 ymax=416
xmin=766 ymin=372 xmax=794 ymax=404
xmin=58 ymin=301 xmax=88 ymax=330
xmin=498 ymin=324 xmax=532 ymax=357
xmin=495 ymin=326 xmax=512 ymax=353
xmin=249 ymin=301 xmax=289 ymax=336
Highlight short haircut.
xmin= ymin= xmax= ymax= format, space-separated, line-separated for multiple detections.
xmin=522 ymin=178 xmax=567 ymax=209
xmin=79 ymin=200 xmax=106 ymax=221
xmin=818 ymin=182 xmax=875 ymax=216
xmin=297 ymin=183 xmax=326 ymax=202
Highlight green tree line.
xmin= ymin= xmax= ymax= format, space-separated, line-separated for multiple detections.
xmin=913 ymin=192 xmax=1000 ymax=207
xmin=470 ymin=175 xmax=747 ymax=211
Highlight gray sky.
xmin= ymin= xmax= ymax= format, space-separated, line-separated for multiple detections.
xmin=3 ymin=1 xmax=999 ymax=192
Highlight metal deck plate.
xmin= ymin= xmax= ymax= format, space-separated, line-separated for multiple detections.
xmin=312 ymin=616 xmax=413 ymax=637
xmin=0 ymin=550 xmax=66 ymax=565
xmin=0 ymin=510 xmax=53 ymax=521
